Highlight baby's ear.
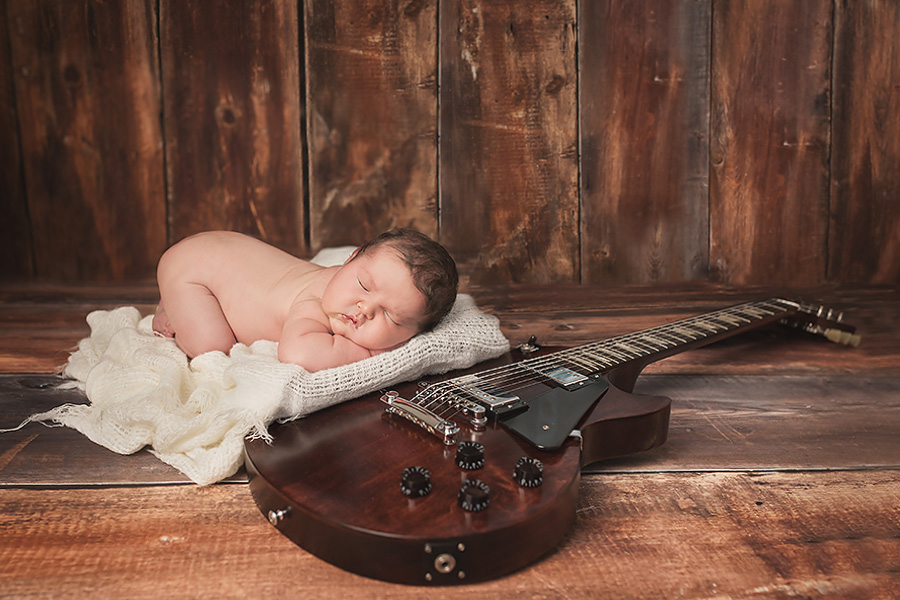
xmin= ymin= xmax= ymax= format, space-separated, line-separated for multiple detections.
xmin=344 ymin=247 xmax=361 ymax=265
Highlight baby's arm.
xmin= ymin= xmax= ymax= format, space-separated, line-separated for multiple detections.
xmin=277 ymin=299 xmax=374 ymax=372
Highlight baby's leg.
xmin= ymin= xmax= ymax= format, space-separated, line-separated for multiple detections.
xmin=158 ymin=281 xmax=237 ymax=358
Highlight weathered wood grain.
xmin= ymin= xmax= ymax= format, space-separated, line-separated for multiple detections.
xmin=1 ymin=472 xmax=897 ymax=598
xmin=4 ymin=373 xmax=897 ymax=485
xmin=0 ymin=7 xmax=32 ymax=281
xmin=0 ymin=282 xmax=158 ymax=373
xmin=709 ymin=0 xmax=833 ymax=286
xmin=6 ymin=0 xmax=166 ymax=281
xmin=0 ymin=375 xmax=225 ymax=486
xmin=570 ymin=471 xmax=900 ymax=599
xmin=305 ymin=0 xmax=438 ymax=249
xmin=829 ymin=0 xmax=900 ymax=284
xmin=1 ymin=283 xmax=894 ymax=375
xmin=440 ymin=0 xmax=579 ymax=285
xmin=160 ymin=0 xmax=305 ymax=254
xmin=580 ymin=0 xmax=710 ymax=284
xmin=0 ymin=284 xmax=897 ymax=594
xmin=594 ymin=374 xmax=900 ymax=473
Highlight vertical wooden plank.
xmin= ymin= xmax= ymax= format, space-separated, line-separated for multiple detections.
xmin=830 ymin=0 xmax=900 ymax=284
xmin=0 ymin=6 xmax=33 ymax=280
xmin=580 ymin=1 xmax=710 ymax=284
xmin=709 ymin=0 xmax=832 ymax=286
xmin=440 ymin=0 xmax=578 ymax=285
xmin=6 ymin=0 xmax=166 ymax=281
xmin=305 ymin=0 xmax=438 ymax=250
xmin=161 ymin=0 xmax=305 ymax=255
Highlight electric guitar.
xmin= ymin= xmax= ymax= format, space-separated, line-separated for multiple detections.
xmin=244 ymin=298 xmax=858 ymax=585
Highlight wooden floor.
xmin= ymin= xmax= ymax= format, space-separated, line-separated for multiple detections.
xmin=1 ymin=282 xmax=899 ymax=598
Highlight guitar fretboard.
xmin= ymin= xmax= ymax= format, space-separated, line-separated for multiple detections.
xmin=517 ymin=297 xmax=800 ymax=377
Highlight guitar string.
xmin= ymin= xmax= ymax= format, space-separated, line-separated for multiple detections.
xmin=412 ymin=300 xmax=793 ymax=421
xmin=417 ymin=300 xmax=790 ymax=420
xmin=444 ymin=300 xmax=788 ymax=396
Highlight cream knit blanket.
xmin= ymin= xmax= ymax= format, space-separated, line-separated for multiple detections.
xmin=8 ymin=294 xmax=509 ymax=485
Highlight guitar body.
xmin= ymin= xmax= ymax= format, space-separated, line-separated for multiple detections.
xmin=245 ymin=348 xmax=671 ymax=585
xmin=244 ymin=298 xmax=857 ymax=584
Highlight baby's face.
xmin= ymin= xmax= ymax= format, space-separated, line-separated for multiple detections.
xmin=320 ymin=246 xmax=427 ymax=351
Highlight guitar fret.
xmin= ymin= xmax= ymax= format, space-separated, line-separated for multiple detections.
xmin=611 ymin=342 xmax=642 ymax=358
xmin=627 ymin=335 xmax=662 ymax=353
xmin=691 ymin=319 xmax=724 ymax=333
xmin=561 ymin=354 xmax=596 ymax=372
xmin=646 ymin=333 xmax=678 ymax=348
xmin=569 ymin=352 xmax=605 ymax=370
xmin=599 ymin=344 xmax=632 ymax=362
xmin=664 ymin=329 xmax=694 ymax=342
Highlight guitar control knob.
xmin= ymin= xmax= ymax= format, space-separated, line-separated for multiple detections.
xmin=458 ymin=479 xmax=490 ymax=512
xmin=400 ymin=466 xmax=432 ymax=498
xmin=513 ymin=456 xmax=544 ymax=488
xmin=455 ymin=441 xmax=485 ymax=470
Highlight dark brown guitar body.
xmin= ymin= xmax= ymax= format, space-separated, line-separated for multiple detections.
xmin=244 ymin=299 xmax=857 ymax=585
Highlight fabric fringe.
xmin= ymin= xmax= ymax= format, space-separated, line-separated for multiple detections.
xmin=4 ymin=296 xmax=509 ymax=485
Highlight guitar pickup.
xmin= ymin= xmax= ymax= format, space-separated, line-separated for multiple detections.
xmin=454 ymin=376 xmax=525 ymax=416
xmin=537 ymin=366 xmax=590 ymax=388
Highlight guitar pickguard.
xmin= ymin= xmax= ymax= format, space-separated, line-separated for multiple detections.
xmin=500 ymin=377 xmax=610 ymax=449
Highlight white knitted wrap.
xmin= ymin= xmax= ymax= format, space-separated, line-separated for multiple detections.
xmin=11 ymin=294 xmax=509 ymax=485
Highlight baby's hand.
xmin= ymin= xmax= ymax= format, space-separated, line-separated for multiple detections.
xmin=277 ymin=299 xmax=373 ymax=371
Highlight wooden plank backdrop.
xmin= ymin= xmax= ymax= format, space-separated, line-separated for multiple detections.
xmin=580 ymin=0 xmax=710 ymax=284
xmin=709 ymin=0 xmax=832 ymax=286
xmin=0 ymin=7 xmax=31 ymax=280
xmin=161 ymin=0 xmax=305 ymax=254
xmin=305 ymin=0 xmax=439 ymax=248
xmin=5 ymin=0 xmax=167 ymax=281
xmin=1 ymin=0 xmax=899 ymax=286
xmin=440 ymin=0 xmax=580 ymax=284
xmin=829 ymin=0 xmax=900 ymax=284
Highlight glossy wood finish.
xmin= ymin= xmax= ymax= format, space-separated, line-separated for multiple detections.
xmin=242 ymin=298 xmax=851 ymax=583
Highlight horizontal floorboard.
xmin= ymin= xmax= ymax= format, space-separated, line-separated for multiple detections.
xmin=1 ymin=282 xmax=897 ymax=596
xmin=4 ymin=373 xmax=898 ymax=485
xmin=1 ymin=471 xmax=897 ymax=598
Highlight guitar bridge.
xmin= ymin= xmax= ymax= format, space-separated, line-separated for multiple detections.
xmin=381 ymin=391 xmax=460 ymax=445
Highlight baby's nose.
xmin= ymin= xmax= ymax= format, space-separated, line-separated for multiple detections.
xmin=357 ymin=300 xmax=374 ymax=319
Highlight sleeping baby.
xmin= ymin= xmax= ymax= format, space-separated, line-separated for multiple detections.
xmin=152 ymin=228 xmax=458 ymax=372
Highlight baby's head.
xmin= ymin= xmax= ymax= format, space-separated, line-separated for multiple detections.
xmin=353 ymin=228 xmax=459 ymax=331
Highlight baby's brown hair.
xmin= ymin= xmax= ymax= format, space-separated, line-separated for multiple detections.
xmin=355 ymin=228 xmax=458 ymax=331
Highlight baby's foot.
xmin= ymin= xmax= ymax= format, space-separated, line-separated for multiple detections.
xmin=152 ymin=304 xmax=175 ymax=338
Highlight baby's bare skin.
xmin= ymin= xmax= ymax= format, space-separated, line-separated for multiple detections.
xmin=153 ymin=231 xmax=426 ymax=371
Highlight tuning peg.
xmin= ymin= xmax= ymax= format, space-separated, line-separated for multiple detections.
xmin=824 ymin=329 xmax=861 ymax=347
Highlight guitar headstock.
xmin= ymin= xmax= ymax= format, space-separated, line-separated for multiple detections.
xmin=781 ymin=301 xmax=861 ymax=347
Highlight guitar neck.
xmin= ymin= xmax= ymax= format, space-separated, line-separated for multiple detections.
xmin=382 ymin=297 xmax=858 ymax=444
xmin=574 ymin=297 xmax=799 ymax=376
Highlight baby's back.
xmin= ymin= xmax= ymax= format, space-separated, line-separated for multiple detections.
xmin=159 ymin=232 xmax=323 ymax=344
